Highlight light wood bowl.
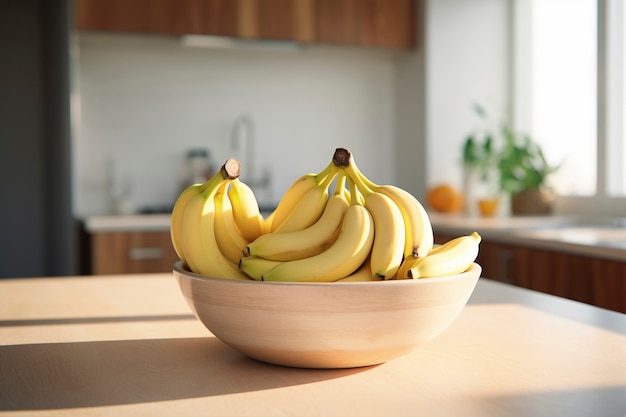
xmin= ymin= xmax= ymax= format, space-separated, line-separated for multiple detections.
xmin=174 ymin=261 xmax=481 ymax=369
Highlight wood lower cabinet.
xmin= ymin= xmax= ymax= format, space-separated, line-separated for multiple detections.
xmin=91 ymin=231 xmax=179 ymax=275
xmin=435 ymin=233 xmax=626 ymax=314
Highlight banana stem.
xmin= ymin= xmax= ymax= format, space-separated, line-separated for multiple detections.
xmin=338 ymin=154 xmax=375 ymax=200
xmin=333 ymin=171 xmax=348 ymax=197
xmin=355 ymin=166 xmax=378 ymax=190
xmin=318 ymin=164 xmax=339 ymax=190
xmin=221 ymin=158 xmax=242 ymax=180
xmin=347 ymin=176 xmax=363 ymax=206
xmin=215 ymin=180 xmax=230 ymax=196
xmin=315 ymin=161 xmax=336 ymax=185
xmin=200 ymin=160 xmax=240 ymax=197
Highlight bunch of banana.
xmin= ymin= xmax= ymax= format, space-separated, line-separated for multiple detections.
xmin=329 ymin=148 xmax=433 ymax=280
xmin=170 ymin=148 xmax=481 ymax=283
xmin=170 ymin=158 xmax=255 ymax=280
xmin=241 ymin=164 xmax=376 ymax=282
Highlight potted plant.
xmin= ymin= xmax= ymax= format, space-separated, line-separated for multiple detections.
xmin=462 ymin=103 xmax=560 ymax=216
xmin=497 ymin=124 xmax=560 ymax=215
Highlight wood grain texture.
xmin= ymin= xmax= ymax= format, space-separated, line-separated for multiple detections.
xmin=91 ymin=231 xmax=179 ymax=274
xmin=0 ymin=275 xmax=624 ymax=416
xmin=75 ymin=0 xmax=415 ymax=48
xmin=436 ymin=232 xmax=626 ymax=314
xmin=316 ymin=0 xmax=415 ymax=48
xmin=174 ymin=262 xmax=481 ymax=368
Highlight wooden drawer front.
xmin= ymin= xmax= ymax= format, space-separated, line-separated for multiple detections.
xmin=91 ymin=231 xmax=179 ymax=275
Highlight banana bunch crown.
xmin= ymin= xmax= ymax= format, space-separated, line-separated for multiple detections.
xmin=170 ymin=148 xmax=481 ymax=282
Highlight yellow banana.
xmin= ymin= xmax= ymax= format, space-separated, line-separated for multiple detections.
xmin=272 ymin=165 xmax=338 ymax=233
xmin=180 ymin=160 xmax=250 ymax=280
xmin=335 ymin=147 xmax=433 ymax=259
xmin=362 ymin=191 xmax=406 ymax=280
xmin=170 ymin=182 xmax=206 ymax=265
xmin=396 ymin=254 xmax=419 ymax=280
xmin=375 ymin=185 xmax=433 ymax=259
xmin=238 ymin=256 xmax=282 ymax=281
xmin=245 ymin=192 xmax=349 ymax=261
xmin=228 ymin=179 xmax=265 ymax=242
xmin=262 ymin=202 xmax=375 ymax=283
xmin=269 ymin=161 xmax=335 ymax=232
xmin=214 ymin=184 xmax=248 ymax=265
xmin=408 ymin=232 xmax=481 ymax=279
xmin=171 ymin=172 xmax=231 ymax=266
xmin=335 ymin=259 xmax=380 ymax=282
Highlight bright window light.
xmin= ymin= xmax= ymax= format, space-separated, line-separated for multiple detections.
xmin=531 ymin=0 xmax=597 ymax=196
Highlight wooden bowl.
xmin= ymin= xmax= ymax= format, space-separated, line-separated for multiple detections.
xmin=174 ymin=261 xmax=481 ymax=369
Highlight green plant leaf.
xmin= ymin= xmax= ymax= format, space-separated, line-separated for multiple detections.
xmin=462 ymin=102 xmax=561 ymax=195
xmin=472 ymin=102 xmax=487 ymax=118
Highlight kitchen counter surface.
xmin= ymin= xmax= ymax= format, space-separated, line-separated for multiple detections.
xmin=83 ymin=212 xmax=626 ymax=261
xmin=429 ymin=213 xmax=626 ymax=262
xmin=83 ymin=214 xmax=172 ymax=233
xmin=1 ymin=273 xmax=625 ymax=416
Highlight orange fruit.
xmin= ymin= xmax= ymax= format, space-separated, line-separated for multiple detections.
xmin=426 ymin=184 xmax=464 ymax=213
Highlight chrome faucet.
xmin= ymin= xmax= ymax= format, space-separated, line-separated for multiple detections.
xmin=229 ymin=114 xmax=271 ymax=190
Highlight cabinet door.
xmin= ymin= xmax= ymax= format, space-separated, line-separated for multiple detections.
xmin=173 ymin=0 xmax=239 ymax=36
xmin=75 ymin=0 xmax=310 ymax=40
xmin=476 ymin=240 xmax=530 ymax=286
xmin=316 ymin=0 xmax=415 ymax=48
xmin=237 ymin=0 xmax=314 ymax=41
xmin=91 ymin=231 xmax=180 ymax=275
xmin=592 ymin=259 xmax=626 ymax=313
xmin=75 ymin=0 xmax=239 ymax=36
xmin=75 ymin=0 xmax=167 ymax=33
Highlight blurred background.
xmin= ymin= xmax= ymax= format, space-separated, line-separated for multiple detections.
xmin=1 ymin=0 xmax=624 ymax=278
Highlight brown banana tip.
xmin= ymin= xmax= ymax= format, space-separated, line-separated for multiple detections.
xmin=333 ymin=148 xmax=352 ymax=167
xmin=222 ymin=158 xmax=242 ymax=179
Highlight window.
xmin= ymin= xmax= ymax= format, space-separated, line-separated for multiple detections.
xmin=606 ymin=0 xmax=626 ymax=195
xmin=531 ymin=0 xmax=597 ymax=196
xmin=515 ymin=0 xmax=626 ymax=214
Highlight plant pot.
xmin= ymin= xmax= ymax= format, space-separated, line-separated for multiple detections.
xmin=511 ymin=188 xmax=554 ymax=216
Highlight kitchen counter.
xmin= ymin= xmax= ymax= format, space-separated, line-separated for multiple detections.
xmin=429 ymin=213 xmax=626 ymax=262
xmin=83 ymin=213 xmax=626 ymax=262
xmin=1 ymin=273 xmax=625 ymax=416
xmin=83 ymin=214 xmax=172 ymax=233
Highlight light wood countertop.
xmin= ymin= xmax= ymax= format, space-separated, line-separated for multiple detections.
xmin=0 ymin=273 xmax=624 ymax=416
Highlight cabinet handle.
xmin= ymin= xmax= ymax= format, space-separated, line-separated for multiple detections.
xmin=128 ymin=247 xmax=164 ymax=261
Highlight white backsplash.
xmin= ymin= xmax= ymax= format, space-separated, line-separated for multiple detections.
xmin=72 ymin=33 xmax=400 ymax=216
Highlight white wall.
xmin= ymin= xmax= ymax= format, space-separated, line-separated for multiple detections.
xmin=73 ymin=33 xmax=400 ymax=216
xmin=424 ymin=0 xmax=509 ymax=193
xmin=394 ymin=1 xmax=427 ymax=202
